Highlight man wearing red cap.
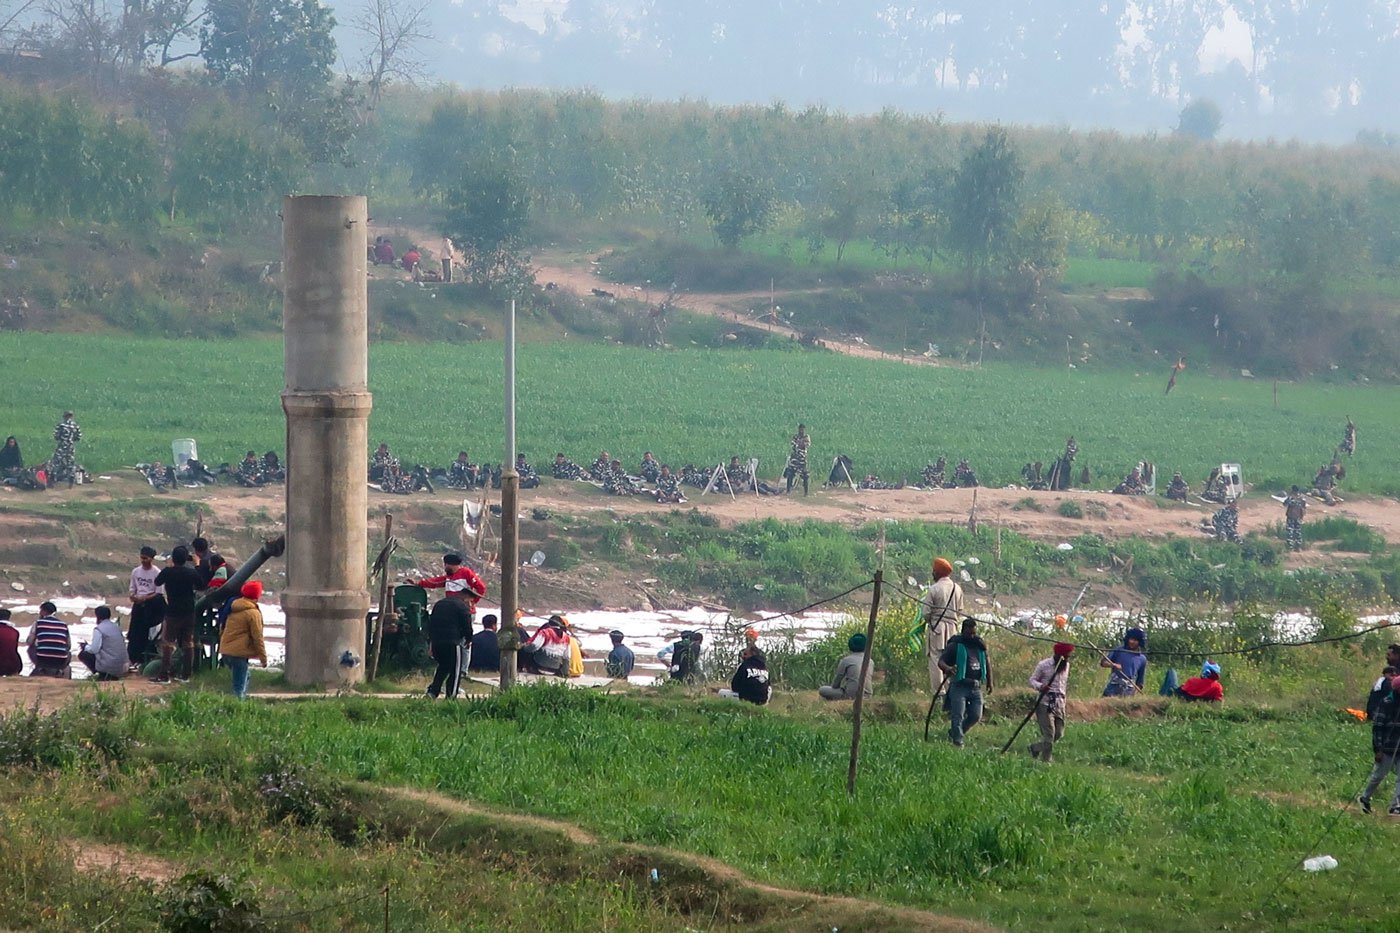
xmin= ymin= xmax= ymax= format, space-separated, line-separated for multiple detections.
xmin=921 ymin=556 xmax=963 ymax=696
xmin=219 ymin=581 xmax=267 ymax=699
xmin=1028 ymin=642 xmax=1074 ymax=762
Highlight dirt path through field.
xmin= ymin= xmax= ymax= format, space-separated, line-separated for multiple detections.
xmin=532 ymin=249 xmax=952 ymax=367
xmin=70 ymin=840 xmax=179 ymax=883
xmin=386 ymin=785 xmax=998 ymax=932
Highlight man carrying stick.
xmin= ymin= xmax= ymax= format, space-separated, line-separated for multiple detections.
xmin=1028 ymin=642 xmax=1074 ymax=763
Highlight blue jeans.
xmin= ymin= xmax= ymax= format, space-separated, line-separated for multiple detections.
xmin=227 ymin=657 xmax=250 ymax=699
xmin=947 ymin=679 xmax=983 ymax=746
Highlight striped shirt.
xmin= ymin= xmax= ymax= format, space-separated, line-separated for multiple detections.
xmin=30 ymin=617 xmax=71 ymax=663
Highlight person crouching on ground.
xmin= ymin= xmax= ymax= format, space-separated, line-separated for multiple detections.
xmin=719 ymin=642 xmax=772 ymax=705
xmin=27 ymin=601 xmax=71 ymax=678
xmin=1360 ymin=674 xmax=1400 ymax=815
xmin=521 ymin=615 xmax=571 ymax=676
xmin=937 ymin=619 xmax=993 ymax=747
xmin=1028 ymin=642 xmax=1073 ymax=762
xmin=219 ymin=582 xmax=267 ymax=699
xmin=0 ymin=609 xmax=22 ymax=676
xmin=78 ymin=605 xmax=128 ymax=681
xmin=818 ymin=633 xmax=875 ymax=700
xmin=1176 ymin=660 xmax=1224 ymax=702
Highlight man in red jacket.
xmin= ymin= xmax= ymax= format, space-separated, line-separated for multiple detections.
xmin=410 ymin=554 xmax=487 ymax=614
xmin=1176 ymin=660 xmax=1224 ymax=702
xmin=0 ymin=609 xmax=21 ymax=676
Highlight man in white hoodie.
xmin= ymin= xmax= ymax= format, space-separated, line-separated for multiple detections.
xmin=78 ymin=605 xmax=128 ymax=681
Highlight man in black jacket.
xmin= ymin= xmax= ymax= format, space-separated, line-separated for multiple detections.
xmin=425 ymin=590 xmax=473 ymax=699
xmin=1361 ymin=664 xmax=1400 ymax=815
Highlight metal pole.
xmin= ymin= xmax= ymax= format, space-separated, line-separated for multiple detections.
xmin=499 ymin=299 xmax=520 ymax=690
xmin=846 ymin=570 xmax=883 ymax=797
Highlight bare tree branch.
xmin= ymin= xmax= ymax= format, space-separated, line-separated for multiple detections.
xmin=351 ymin=0 xmax=433 ymax=109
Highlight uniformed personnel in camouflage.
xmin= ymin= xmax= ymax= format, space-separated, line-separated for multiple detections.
xmin=446 ymin=452 xmax=480 ymax=489
xmin=370 ymin=443 xmax=399 ymax=481
xmin=50 ymin=411 xmax=82 ymax=485
xmin=784 ymin=423 xmax=811 ymax=495
xmin=589 ymin=451 xmax=612 ymax=482
xmin=953 ymin=459 xmax=978 ymax=487
xmin=603 ymin=460 xmax=643 ymax=495
xmin=1283 ymin=485 xmax=1307 ymax=551
xmin=859 ymin=474 xmax=904 ymax=490
xmin=639 ymin=452 xmax=661 ymax=484
xmin=1341 ymin=417 xmax=1356 ymax=457
xmin=654 ymin=465 xmax=684 ymax=503
xmin=552 ymin=453 xmax=587 ymax=480
xmin=236 ymin=451 xmax=265 ymax=487
xmin=516 ymin=453 xmax=541 ymax=489
xmin=1211 ymin=500 xmax=1241 ymax=543
xmin=919 ymin=457 xmax=947 ymax=489
xmin=1165 ymin=472 xmax=1190 ymax=501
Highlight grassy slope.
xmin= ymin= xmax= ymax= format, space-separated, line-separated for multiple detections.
xmin=80 ymin=670 xmax=1400 ymax=932
xmin=2 ymin=333 xmax=1394 ymax=494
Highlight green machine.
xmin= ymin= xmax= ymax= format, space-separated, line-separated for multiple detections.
xmin=366 ymin=584 xmax=432 ymax=671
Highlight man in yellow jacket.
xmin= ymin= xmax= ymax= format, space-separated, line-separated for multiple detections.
xmin=220 ymin=581 xmax=268 ymax=699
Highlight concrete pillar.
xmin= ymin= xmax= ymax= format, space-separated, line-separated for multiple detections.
xmin=280 ymin=195 xmax=371 ymax=688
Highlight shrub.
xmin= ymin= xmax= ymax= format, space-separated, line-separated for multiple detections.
xmin=1057 ymin=500 xmax=1084 ymax=518
xmin=158 ymin=872 xmax=263 ymax=933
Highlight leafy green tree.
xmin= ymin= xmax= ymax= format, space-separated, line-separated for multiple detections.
xmin=703 ymin=169 xmax=775 ymax=249
xmin=1176 ymin=99 xmax=1223 ymax=141
xmin=947 ymin=128 xmax=1022 ymax=285
xmin=202 ymin=0 xmax=336 ymax=93
xmin=168 ymin=107 xmax=303 ymax=229
xmin=441 ymin=160 xmax=529 ymax=252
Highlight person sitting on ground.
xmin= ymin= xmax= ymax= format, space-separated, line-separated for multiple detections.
xmin=552 ymin=453 xmax=587 ymax=481
xmin=516 ymin=453 xmax=541 ymax=489
xmin=638 ymin=451 xmax=661 ymax=484
xmin=725 ymin=456 xmax=784 ymax=495
xmin=604 ymin=630 xmax=635 ymax=678
xmin=1101 ymin=627 xmax=1147 ymax=696
xmin=1176 ymin=660 xmax=1224 ymax=702
xmin=818 ymin=633 xmax=875 ymax=700
xmin=1021 ymin=461 xmax=1048 ymax=490
xmin=521 ymin=615 xmax=572 ymax=676
xmin=937 ymin=618 xmax=993 ymax=747
xmin=26 ymin=601 xmax=71 ymax=678
xmin=468 ymin=613 xmax=501 ymax=672
xmin=77 ymin=605 xmax=128 ymax=681
xmin=373 ymin=237 xmax=396 ymax=266
xmin=370 ymin=443 xmax=399 ymax=481
xmin=0 ymin=609 xmax=23 ymax=676
xmin=219 ymin=582 xmax=267 ymax=700
xmin=859 ymin=473 xmax=905 ymax=490
xmin=447 ymin=451 xmax=480 ymax=489
xmin=0 ymin=435 xmax=22 ymax=477
xmin=1360 ymin=673 xmax=1400 ymax=815
xmin=1312 ymin=462 xmax=1340 ymax=505
xmin=260 ymin=451 xmax=285 ymax=482
xmin=401 ymin=245 xmax=421 ymax=274
xmin=918 ymin=457 xmax=947 ymax=489
xmin=653 ymin=465 xmax=685 ymax=503
xmin=236 ymin=450 xmax=265 ymax=487
xmin=952 ymin=458 xmax=979 ymax=487
xmin=720 ymin=644 xmax=772 ymax=705
xmin=589 ymin=451 xmax=612 ymax=481
xmin=603 ymin=459 xmax=644 ymax=495
xmin=1165 ymin=471 xmax=1190 ymax=501
xmin=660 ymin=631 xmax=704 ymax=682
xmin=1113 ymin=466 xmax=1147 ymax=495
xmin=143 ymin=459 xmax=176 ymax=491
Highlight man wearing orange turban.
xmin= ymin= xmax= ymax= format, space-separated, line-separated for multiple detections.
xmin=921 ymin=556 xmax=963 ymax=695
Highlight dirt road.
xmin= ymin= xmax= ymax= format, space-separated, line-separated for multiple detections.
xmin=533 ymin=250 xmax=951 ymax=367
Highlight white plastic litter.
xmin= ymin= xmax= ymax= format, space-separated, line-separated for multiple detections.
xmin=1302 ymin=855 xmax=1338 ymax=872
xmin=1057 ymin=543 xmax=1074 ymax=551
xmin=9 ymin=582 xmax=22 ymax=591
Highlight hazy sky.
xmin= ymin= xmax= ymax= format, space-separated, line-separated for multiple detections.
xmin=333 ymin=0 xmax=1394 ymax=141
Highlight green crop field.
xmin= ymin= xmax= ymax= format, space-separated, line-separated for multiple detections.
xmin=2 ymin=333 xmax=1396 ymax=494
